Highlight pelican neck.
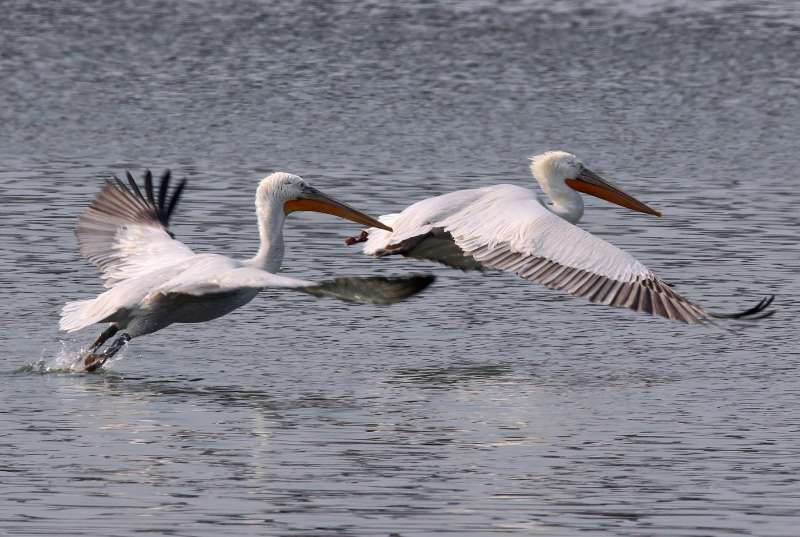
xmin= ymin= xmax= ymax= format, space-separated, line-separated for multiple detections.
xmin=247 ymin=195 xmax=287 ymax=272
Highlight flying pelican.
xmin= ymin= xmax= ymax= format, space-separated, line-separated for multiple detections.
xmin=346 ymin=151 xmax=773 ymax=325
xmin=61 ymin=170 xmax=434 ymax=372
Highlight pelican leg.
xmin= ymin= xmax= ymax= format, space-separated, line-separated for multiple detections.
xmin=83 ymin=333 xmax=131 ymax=372
xmin=88 ymin=324 xmax=119 ymax=352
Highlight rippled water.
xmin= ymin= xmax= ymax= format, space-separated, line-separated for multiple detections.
xmin=2 ymin=0 xmax=799 ymax=535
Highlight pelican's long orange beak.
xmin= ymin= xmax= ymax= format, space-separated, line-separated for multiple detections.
xmin=284 ymin=186 xmax=392 ymax=231
xmin=565 ymin=168 xmax=662 ymax=217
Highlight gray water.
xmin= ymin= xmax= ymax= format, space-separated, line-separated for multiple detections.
xmin=2 ymin=0 xmax=800 ymax=535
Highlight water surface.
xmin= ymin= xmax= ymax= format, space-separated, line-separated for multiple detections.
xmin=1 ymin=1 xmax=799 ymax=535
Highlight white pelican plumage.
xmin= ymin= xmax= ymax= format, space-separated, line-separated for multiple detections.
xmin=348 ymin=151 xmax=773 ymax=325
xmin=61 ymin=170 xmax=434 ymax=371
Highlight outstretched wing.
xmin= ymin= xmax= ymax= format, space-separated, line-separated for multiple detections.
xmin=76 ymin=170 xmax=194 ymax=288
xmin=157 ymin=263 xmax=436 ymax=305
xmin=366 ymin=184 xmax=772 ymax=324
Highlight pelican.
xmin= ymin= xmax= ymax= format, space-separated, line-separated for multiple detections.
xmin=347 ymin=151 xmax=774 ymax=325
xmin=61 ymin=170 xmax=434 ymax=372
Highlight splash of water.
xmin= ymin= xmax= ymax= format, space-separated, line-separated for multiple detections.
xmin=20 ymin=340 xmax=128 ymax=374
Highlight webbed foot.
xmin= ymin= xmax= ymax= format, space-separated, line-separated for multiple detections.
xmin=345 ymin=230 xmax=369 ymax=245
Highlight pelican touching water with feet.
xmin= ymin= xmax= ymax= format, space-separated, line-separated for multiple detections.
xmin=347 ymin=151 xmax=774 ymax=324
xmin=61 ymin=171 xmax=434 ymax=372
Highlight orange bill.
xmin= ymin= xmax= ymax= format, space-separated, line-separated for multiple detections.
xmin=284 ymin=187 xmax=392 ymax=231
xmin=565 ymin=168 xmax=662 ymax=217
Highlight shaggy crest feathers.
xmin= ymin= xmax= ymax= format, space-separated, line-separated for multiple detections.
xmin=529 ymin=151 xmax=582 ymax=189
xmin=256 ymin=172 xmax=306 ymax=205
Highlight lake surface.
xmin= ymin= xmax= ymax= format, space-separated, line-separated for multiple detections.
xmin=1 ymin=0 xmax=799 ymax=535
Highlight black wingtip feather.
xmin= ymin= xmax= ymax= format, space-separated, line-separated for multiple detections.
xmin=710 ymin=294 xmax=776 ymax=320
xmin=165 ymin=178 xmax=186 ymax=224
xmin=126 ymin=171 xmax=143 ymax=199
xmin=302 ymin=274 xmax=436 ymax=305
xmin=113 ymin=176 xmax=129 ymax=193
xmin=157 ymin=171 xmax=170 ymax=225
xmin=144 ymin=170 xmax=155 ymax=205
xmin=105 ymin=169 xmax=186 ymax=231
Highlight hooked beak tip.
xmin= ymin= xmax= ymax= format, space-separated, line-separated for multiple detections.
xmin=285 ymin=187 xmax=391 ymax=231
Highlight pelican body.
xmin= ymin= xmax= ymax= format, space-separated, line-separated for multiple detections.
xmin=61 ymin=171 xmax=434 ymax=371
xmin=349 ymin=151 xmax=773 ymax=324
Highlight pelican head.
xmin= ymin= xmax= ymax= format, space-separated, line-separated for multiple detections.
xmin=530 ymin=151 xmax=661 ymax=217
xmin=257 ymin=172 xmax=391 ymax=231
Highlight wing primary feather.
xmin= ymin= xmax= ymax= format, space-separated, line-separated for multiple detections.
xmin=649 ymin=290 xmax=665 ymax=317
xmin=588 ymin=278 xmax=616 ymax=304
xmin=144 ymin=169 xmax=155 ymax=205
xmin=556 ymin=267 xmax=585 ymax=291
xmin=659 ymin=282 xmax=682 ymax=300
xmin=540 ymin=265 xmax=572 ymax=287
xmin=624 ymin=285 xmax=641 ymax=309
xmin=708 ymin=294 xmax=775 ymax=320
xmin=492 ymin=250 xmax=520 ymax=268
xmin=659 ymin=295 xmax=682 ymax=321
xmin=299 ymin=274 xmax=436 ymax=305
xmin=539 ymin=264 xmax=571 ymax=286
xmin=480 ymin=248 xmax=514 ymax=266
xmin=503 ymin=255 xmax=534 ymax=273
xmin=672 ymin=301 xmax=703 ymax=324
xmin=637 ymin=288 xmax=653 ymax=314
xmin=519 ymin=259 xmax=550 ymax=279
xmin=574 ymin=274 xmax=602 ymax=297
xmin=601 ymin=280 xmax=624 ymax=305
xmin=470 ymin=245 xmax=491 ymax=258
xmin=533 ymin=263 xmax=560 ymax=282
xmin=566 ymin=271 xmax=596 ymax=294
xmin=165 ymin=178 xmax=186 ymax=224
xmin=109 ymin=178 xmax=148 ymax=214
xmin=157 ymin=170 xmax=170 ymax=225
xmin=98 ymin=184 xmax=141 ymax=218
xmin=126 ymin=172 xmax=144 ymax=200
xmin=113 ymin=176 xmax=129 ymax=194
